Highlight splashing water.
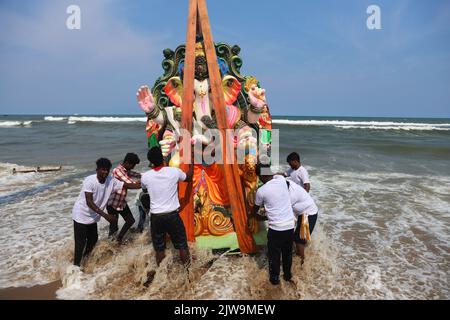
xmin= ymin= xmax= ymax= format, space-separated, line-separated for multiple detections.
xmin=55 ymin=227 xmax=338 ymax=300
xmin=1 ymin=115 xmax=449 ymax=299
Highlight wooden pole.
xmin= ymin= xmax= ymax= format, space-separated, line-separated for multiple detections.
xmin=178 ymin=0 xmax=198 ymax=242
xmin=197 ymin=0 xmax=256 ymax=253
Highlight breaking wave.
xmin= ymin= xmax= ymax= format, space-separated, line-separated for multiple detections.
xmin=272 ymin=119 xmax=450 ymax=131
xmin=0 ymin=121 xmax=32 ymax=127
xmin=3 ymin=116 xmax=449 ymax=132
xmin=67 ymin=116 xmax=146 ymax=124
xmin=56 ymin=229 xmax=338 ymax=300
xmin=44 ymin=116 xmax=67 ymax=121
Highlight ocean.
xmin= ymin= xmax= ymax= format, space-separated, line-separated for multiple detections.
xmin=0 ymin=114 xmax=449 ymax=299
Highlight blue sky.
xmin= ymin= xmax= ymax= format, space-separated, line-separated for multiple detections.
xmin=0 ymin=0 xmax=449 ymax=117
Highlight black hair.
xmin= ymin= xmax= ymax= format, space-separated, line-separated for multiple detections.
xmin=123 ymin=153 xmax=140 ymax=165
xmin=147 ymin=147 xmax=164 ymax=167
xmin=286 ymin=152 xmax=300 ymax=162
xmin=96 ymin=158 xmax=112 ymax=170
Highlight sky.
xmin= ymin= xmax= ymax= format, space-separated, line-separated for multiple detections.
xmin=0 ymin=0 xmax=449 ymax=117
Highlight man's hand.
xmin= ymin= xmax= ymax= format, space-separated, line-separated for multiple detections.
xmin=185 ymin=164 xmax=194 ymax=182
xmin=124 ymin=181 xmax=141 ymax=189
xmin=251 ymin=204 xmax=268 ymax=221
xmin=303 ymin=183 xmax=311 ymax=193
xmin=85 ymin=192 xmax=118 ymax=223
xmin=101 ymin=213 xmax=118 ymax=224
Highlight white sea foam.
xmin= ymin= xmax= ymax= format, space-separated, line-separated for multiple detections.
xmin=0 ymin=163 xmax=78 ymax=198
xmin=0 ymin=121 xmax=32 ymax=127
xmin=4 ymin=116 xmax=450 ymax=132
xmin=0 ymin=180 xmax=81 ymax=287
xmin=308 ymin=167 xmax=450 ymax=299
xmin=67 ymin=116 xmax=146 ymax=123
xmin=44 ymin=116 xmax=67 ymax=121
xmin=335 ymin=125 xmax=450 ymax=131
xmin=0 ymin=163 xmax=449 ymax=299
xmin=55 ymin=228 xmax=339 ymax=300
xmin=272 ymin=119 xmax=450 ymax=131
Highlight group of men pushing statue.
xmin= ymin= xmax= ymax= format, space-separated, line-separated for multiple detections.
xmin=71 ymin=149 xmax=318 ymax=286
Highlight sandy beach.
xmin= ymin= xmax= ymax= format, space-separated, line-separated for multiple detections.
xmin=0 ymin=280 xmax=61 ymax=300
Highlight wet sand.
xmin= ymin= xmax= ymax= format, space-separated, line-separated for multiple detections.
xmin=0 ymin=280 xmax=61 ymax=300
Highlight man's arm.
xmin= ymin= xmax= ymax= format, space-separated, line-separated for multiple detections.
xmin=124 ymin=181 xmax=141 ymax=189
xmin=299 ymin=167 xmax=310 ymax=192
xmin=184 ymin=164 xmax=194 ymax=182
xmin=183 ymin=150 xmax=195 ymax=183
xmin=252 ymin=204 xmax=268 ymax=221
xmin=303 ymin=183 xmax=311 ymax=193
xmin=115 ymin=168 xmax=140 ymax=189
xmin=128 ymin=171 xmax=141 ymax=179
xmin=85 ymin=192 xmax=117 ymax=223
xmin=252 ymin=190 xmax=268 ymax=220
xmin=280 ymin=167 xmax=293 ymax=178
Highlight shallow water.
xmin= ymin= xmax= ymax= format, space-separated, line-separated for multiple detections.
xmin=0 ymin=115 xmax=449 ymax=299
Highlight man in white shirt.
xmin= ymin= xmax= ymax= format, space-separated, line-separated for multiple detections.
xmin=284 ymin=152 xmax=311 ymax=192
xmin=253 ymin=164 xmax=295 ymax=285
xmin=71 ymin=158 xmax=138 ymax=267
xmin=140 ymin=147 xmax=194 ymax=266
xmin=287 ymin=180 xmax=319 ymax=264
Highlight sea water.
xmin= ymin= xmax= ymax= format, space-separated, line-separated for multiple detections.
xmin=0 ymin=115 xmax=449 ymax=299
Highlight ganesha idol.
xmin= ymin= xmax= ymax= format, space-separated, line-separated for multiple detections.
xmin=137 ymin=41 xmax=272 ymax=246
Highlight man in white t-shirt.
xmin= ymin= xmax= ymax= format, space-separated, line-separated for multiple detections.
xmin=253 ymin=164 xmax=295 ymax=285
xmin=284 ymin=152 xmax=311 ymax=192
xmin=71 ymin=158 xmax=139 ymax=267
xmin=140 ymin=147 xmax=194 ymax=266
xmin=287 ymin=180 xmax=319 ymax=264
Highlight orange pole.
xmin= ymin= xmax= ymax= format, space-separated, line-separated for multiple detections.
xmin=197 ymin=0 xmax=256 ymax=253
xmin=178 ymin=0 xmax=198 ymax=242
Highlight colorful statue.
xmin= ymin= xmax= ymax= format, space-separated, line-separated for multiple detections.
xmin=137 ymin=41 xmax=272 ymax=247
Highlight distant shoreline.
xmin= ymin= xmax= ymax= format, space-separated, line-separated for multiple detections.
xmin=2 ymin=114 xmax=450 ymax=120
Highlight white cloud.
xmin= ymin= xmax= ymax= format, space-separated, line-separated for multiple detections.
xmin=0 ymin=0 xmax=171 ymax=114
xmin=0 ymin=0 xmax=168 ymax=65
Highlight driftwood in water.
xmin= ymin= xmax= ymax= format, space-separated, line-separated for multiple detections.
xmin=12 ymin=166 xmax=62 ymax=174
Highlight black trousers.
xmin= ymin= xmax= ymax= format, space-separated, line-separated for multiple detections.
xmin=267 ymin=228 xmax=294 ymax=280
xmin=107 ymin=203 xmax=135 ymax=240
xmin=150 ymin=211 xmax=188 ymax=252
xmin=73 ymin=220 xmax=98 ymax=266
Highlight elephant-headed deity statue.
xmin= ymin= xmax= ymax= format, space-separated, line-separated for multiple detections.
xmin=136 ymin=41 xmax=272 ymax=245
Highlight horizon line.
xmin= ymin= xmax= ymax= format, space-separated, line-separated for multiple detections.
xmin=1 ymin=113 xmax=450 ymax=119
